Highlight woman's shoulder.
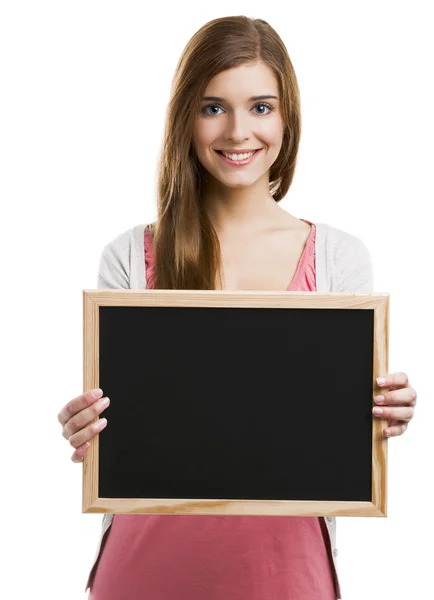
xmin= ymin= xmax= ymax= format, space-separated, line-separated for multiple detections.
xmin=311 ymin=221 xmax=374 ymax=292
xmin=311 ymin=220 xmax=369 ymax=249
xmin=100 ymin=223 xmax=156 ymax=263
xmin=103 ymin=222 xmax=149 ymax=247
xmin=97 ymin=223 xmax=150 ymax=290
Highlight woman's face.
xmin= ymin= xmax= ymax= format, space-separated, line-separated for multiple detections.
xmin=192 ymin=62 xmax=286 ymax=189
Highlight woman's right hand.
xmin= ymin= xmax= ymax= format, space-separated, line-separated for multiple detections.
xmin=57 ymin=388 xmax=110 ymax=463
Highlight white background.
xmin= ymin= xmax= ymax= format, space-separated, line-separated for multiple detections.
xmin=1 ymin=1 xmax=432 ymax=598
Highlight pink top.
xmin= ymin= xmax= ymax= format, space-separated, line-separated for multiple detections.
xmin=89 ymin=220 xmax=339 ymax=600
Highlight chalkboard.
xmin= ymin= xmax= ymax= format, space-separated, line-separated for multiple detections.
xmin=82 ymin=289 xmax=389 ymax=517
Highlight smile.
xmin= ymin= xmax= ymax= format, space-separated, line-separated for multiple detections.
xmin=215 ymin=148 xmax=262 ymax=167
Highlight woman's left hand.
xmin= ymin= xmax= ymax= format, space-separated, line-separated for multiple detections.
xmin=373 ymin=372 xmax=417 ymax=437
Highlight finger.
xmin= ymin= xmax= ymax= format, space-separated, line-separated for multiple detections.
xmin=62 ymin=395 xmax=109 ymax=440
xmin=68 ymin=417 xmax=108 ymax=451
xmin=374 ymin=387 xmax=417 ymax=407
xmin=372 ymin=406 xmax=414 ymax=421
xmin=384 ymin=421 xmax=409 ymax=437
xmin=57 ymin=388 xmax=104 ymax=428
xmin=376 ymin=372 xmax=410 ymax=390
xmin=71 ymin=441 xmax=91 ymax=464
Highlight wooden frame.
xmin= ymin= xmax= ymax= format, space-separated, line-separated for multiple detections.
xmin=83 ymin=289 xmax=389 ymax=517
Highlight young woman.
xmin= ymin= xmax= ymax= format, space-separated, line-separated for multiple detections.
xmin=57 ymin=15 xmax=417 ymax=600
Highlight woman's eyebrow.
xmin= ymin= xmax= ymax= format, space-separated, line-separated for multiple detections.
xmin=201 ymin=95 xmax=278 ymax=102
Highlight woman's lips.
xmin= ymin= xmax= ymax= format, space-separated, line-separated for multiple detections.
xmin=215 ymin=148 xmax=262 ymax=167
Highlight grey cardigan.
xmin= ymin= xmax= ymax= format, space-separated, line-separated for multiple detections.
xmin=85 ymin=220 xmax=374 ymax=598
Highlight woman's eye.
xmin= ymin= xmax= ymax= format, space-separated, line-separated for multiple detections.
xmin=202 ymin=104 xmax=223 ymax=116
xmin=201 ymin=102 xmax=273 ymax=116
xmin=253 ymin=103 xmax=273 ymax=115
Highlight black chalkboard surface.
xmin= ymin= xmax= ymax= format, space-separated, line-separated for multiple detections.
xmin=82 ymin=290 xmax=389 ymax=517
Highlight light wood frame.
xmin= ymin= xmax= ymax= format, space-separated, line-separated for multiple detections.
xmin=83 ymin=289 xmax=389 ymax=517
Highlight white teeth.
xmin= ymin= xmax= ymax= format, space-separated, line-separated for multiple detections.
xmin=221 ymin=150 xmax=256 ymax=161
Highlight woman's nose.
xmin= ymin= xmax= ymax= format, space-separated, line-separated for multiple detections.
xmin=224 ymin=111 xmax=251 ymax=142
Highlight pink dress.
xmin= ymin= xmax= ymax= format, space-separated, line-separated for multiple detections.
xmin=89 ymin=219 xmax=339 ymax=600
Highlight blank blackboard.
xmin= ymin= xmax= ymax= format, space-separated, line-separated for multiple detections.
xmin=82 ymin=289 xmax=389 ymax=517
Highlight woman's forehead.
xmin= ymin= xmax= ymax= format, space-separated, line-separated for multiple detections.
xmin=203 ymin=63 xmax=279 ymax=99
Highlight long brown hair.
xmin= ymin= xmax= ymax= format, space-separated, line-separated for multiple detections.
xmin=148 ymin=15 xmax=302 ymax=290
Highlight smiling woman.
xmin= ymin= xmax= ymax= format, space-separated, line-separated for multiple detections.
xmin=70 ymin=12 xmax=419 ymax=600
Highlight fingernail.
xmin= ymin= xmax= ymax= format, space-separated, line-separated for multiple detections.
xmin=92 ymin=388 xmax=103 ymax=399
xmin=376 ymin=377 xmax=386 ymax=386
xmin=375 ymin=395 xmax=385 ymax=403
